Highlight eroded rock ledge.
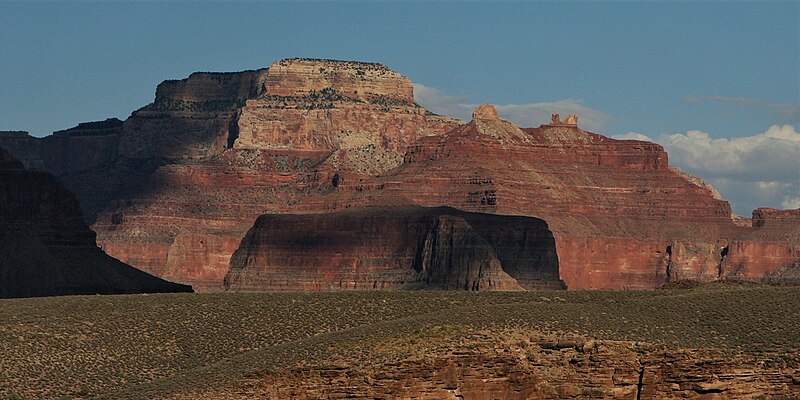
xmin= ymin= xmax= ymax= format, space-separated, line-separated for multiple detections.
xmin=176 ymin=328 xmax=800 ymax=399
xmin=224 ymin=206 xmax=564 ymax=292
xmin=0 ymin=61 xmax=796 ymax=291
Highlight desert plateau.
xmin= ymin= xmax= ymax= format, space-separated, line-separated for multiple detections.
xmin=3 ymin=285 xmax=800 ymax=399
xmin=1 ymin=2 xmax=798 ymax=399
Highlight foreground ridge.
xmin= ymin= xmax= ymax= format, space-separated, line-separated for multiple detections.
xmin=3 ymin=288 xmax=796 ymax=399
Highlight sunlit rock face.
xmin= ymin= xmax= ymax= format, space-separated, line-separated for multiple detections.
xmin=0 ymin=59 xmax=459 ymax=289
xmin=1 ymin=60 xmax=796 ymax=291
xmin=289 ymin=106 xmax=799 ymax=289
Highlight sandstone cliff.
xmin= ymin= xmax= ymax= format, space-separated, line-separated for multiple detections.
xmin=224 ymin=206 xmax=563 ymax=291
xmin=0 ymin=58 xmax=459 ymax=289
xmin=288 ymin=105 xmax=799 ymax=289
xmin=1 ymin=60 xmax=796 ymax=291
xmin=214 ymin=330 xmax=799 ymax=399
xmin=0 ymin=147 xmax=192 ymax=298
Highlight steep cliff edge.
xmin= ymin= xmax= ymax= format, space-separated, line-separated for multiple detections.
xmin=261 ymin=58 xmax=414 ymax=103
xmin=0 ymin=147 xmax=192 ymax=298
xmin=0 ymin=58 xmax=459 ymax=289
xmin=291 ymin=105 xmax=798 ymax=289
xmin=224 ymin=206 xmax=563 ymax=291
xmin=2 ymin=60 xmax=795 ymax=291
xmin=202 ymin=330 xmax=799 ymax=399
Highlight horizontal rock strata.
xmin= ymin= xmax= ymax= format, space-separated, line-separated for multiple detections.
xmin=181 ymin=329 xmax=800 ymax=399
xmin=224 ymin=206 xmax=564 ymax=291
xmin=293 ymin=105 xmax=799 ymax=289
xmin=0 ymin=59 xmax=458 ymax=289
xmin=1 ymin=61 xmax=796 ymax=291
xmin=0 ymin=147 xmax=192 ymax=298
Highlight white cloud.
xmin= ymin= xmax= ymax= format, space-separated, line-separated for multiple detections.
xmin=413 ymin=83 xmax=614 ymax=133
xmin=706 ymin=96 xmax=765 ymax=107
xmin=615 ymin=125 xmax=800 ymax=215
xmin=660 ymin=125 xmax=799 ymax=182
xmin=783 ymin=197 xmax=800 ymax=209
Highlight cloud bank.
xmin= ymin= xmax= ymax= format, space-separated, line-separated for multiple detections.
xmin=414 ymin=83 xmax=614 ymax=133
xmin=614 ymin=125 xmax=800 ymax=215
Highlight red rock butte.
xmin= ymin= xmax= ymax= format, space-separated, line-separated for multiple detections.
xmin=0 ymin=58 xmax=458 ymax=289
xmin=1 ymin=59 xmax=797 ymax=291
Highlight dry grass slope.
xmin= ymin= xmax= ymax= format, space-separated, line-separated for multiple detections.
xmin=1 ymin=284 xmax=798 ymax=399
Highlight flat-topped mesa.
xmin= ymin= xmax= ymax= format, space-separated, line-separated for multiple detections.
xmin=232 ymin=59 xmax=458 ymax=154
xmin=224 ymin=206 xmax=564 ymax=292
xmin=53 ymin=118 xmax=123 ymax=137
xmin=0 ymin=130 xmax=31 ymax=138
xmin=57 ymin=58 xmax=457 ymax=289
xmin=263 ymin=58 xmax=415 ymax=104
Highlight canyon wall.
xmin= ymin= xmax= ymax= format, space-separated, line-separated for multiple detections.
xmin=290 ymin=105 xmax=798 ymax=289
xmin=224 ymin=206 xmax=563 ymax=291
xmin=0 ymin=147 xmax=192 ymax=298
xmin=1 ymin=60 xmax=796 ymax=291
xmin=0 ymin=58 xmax=459 ymax=289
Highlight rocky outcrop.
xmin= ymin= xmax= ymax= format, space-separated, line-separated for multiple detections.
xmin=292 ymin=104 xmax=798 ymax=289
xmin=721 ymin=207 xmax=800 ymax=282
xmin=2 ymin=59 xmax=796 ymax=291
xmin=0 ymin=59 xmax=459 ymax=289
xmin=752 ymin=207 xmax=800 ymax=229
xmin=183 ymin=328 xmax=800 ymax=399
xmin=262 ymin=58 xmax=414 ymax=104
xmin=0 ymin=147 xmax=192 ymax=298
xmin=548 ymin=112 xmax=578 ymax=126
xmin=224 ymin=206 xmax=563 ymax=291
xmin=233 ymin=59 xmax=454 ymax=160
xmin=247 ymin=346 xmax=799 ymax=399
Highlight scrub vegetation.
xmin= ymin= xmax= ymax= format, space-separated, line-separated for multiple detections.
xmin=1 ymin=283 xmax=798 ymax=399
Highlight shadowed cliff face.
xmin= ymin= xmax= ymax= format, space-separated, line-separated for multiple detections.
xmin=0 ymin=147 xmax=192 ymax=298
xmin=224 ymin=206 xmax=563 ymax=291
xmin=294 ymin=105 xmax=800 ymax=289
xmin=0 ymin=58 xmax=460 ymax=289
xmin=1 ymin=62 xmax=796 ymax=291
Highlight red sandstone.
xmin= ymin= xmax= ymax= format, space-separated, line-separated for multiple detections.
xmin=0 ymin=60 xmax=797 ymax=291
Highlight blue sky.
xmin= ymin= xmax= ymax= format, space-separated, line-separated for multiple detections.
xmin=1 ymin=1 xmax=798 ymax=214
